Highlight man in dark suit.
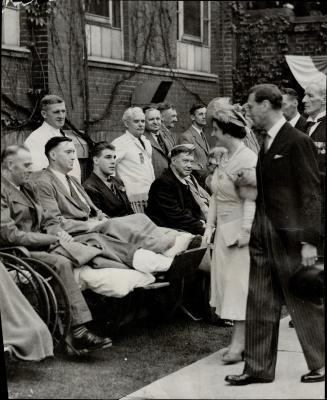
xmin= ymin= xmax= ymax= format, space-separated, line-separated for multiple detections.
xmin=143 ymin=106 xmax=174 ymax=178
xmin=0 ymin=145 xmax=112 ymax=355
xmin=83 ymin=142 xmax=133 ymax=218
xmin=226 ymin=84 xmax=324 ymax=385
xmin=157 ymin=102 xmax=178 ymax=147
xmin=178 ymin=104 xmax=210 ymax=187
xmin=281 ymin=87 xmax=307 ymax=132
xmin=146 ymin=145 xmax=210 ymax=235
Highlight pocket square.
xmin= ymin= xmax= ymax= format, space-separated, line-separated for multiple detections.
xmin=273 ymin=154 xmax=283 ymax=159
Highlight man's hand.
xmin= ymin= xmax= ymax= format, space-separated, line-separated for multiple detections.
xmin=96 ymin=210 xmax=108 ymax=220
xmin=56 ymin=230 xmax=74 ymax=243
xmin=301 ymin=243 xmax=317 ymax=266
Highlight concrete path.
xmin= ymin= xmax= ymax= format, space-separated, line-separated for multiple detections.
xmin=122 ymin=316 xmax=324 ymax=399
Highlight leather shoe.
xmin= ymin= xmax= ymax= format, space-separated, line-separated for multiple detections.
xmin=301 ymin=367 xmax=325 ymax=383
xmin=72 ymin=330 xmax=112 ymax=354
xmin=222 ymin=351 xmax=244 ymax=364
xmin=225 ymin=373 xmax=273 ymax=385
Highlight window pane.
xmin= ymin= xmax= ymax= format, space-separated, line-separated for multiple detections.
xmin=112 ymin=0 xmax=121 ymax=28
xmin=183 ymin=1 xmax=201 ymax=37
xmin=203 ymin=1 xmax=208 ymax=19
xmin=203 ymin=21 xmax=209 ymax=46
xmin=85 ymin=0 xmax=109 ymax=18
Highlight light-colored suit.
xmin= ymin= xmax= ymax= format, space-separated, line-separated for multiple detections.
xmin=0 ymin=175 xmax=92 ymax=326
xmin=178 ymin=125 xmax=210 ymax=171
xmin=111 ymin=131 xmax=155 ymax=203
xmin=25 ymin=121 xmax=81 ymax=181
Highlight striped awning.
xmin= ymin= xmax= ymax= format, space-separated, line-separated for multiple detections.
xmin=285 ymin=55 xmax=327 ymax=89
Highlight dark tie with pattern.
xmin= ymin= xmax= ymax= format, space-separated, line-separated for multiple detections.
xmin=66 ymin=175 xmax=89 ymax=214
xmin=138 ymin=137 xmax=145 ymax=149
xmin=154 ymin=133 xmax=167 ymax=155
xmin=107 ymin=177 xmax=117 ymax=195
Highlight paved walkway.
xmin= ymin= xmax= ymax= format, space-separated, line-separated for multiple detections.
xmin=122 ymin=316 xmax=324 ymax=399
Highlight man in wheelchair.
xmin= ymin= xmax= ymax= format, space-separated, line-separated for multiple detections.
xmin=1 ymin=145 xmax=113 ymax=355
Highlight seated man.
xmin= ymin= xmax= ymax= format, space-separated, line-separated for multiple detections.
xmin=146 ymin=145 xmax=211 ymax=235
xmin=83 ymin=142 xmax=133 ymax=218
xmin=33 ymin=137 xmax=197 ymax=273
xmin=0 ymin=145 xmax=112 ymax=355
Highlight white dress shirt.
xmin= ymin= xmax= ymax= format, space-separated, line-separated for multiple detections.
xmin=306 ymin=110 xmax=326 ymax=136
xmin=265 ymin=116 xmax=287 ymax=151
xmin=111 ymin=131 xmax=155 ymax=202
xmin=25 ymin=121 xmax=81 ymax=181
xmin=288 ymin=112 xmax=301 ymax=128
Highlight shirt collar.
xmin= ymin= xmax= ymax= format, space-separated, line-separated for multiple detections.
xmin=267 ymin=116 xmax=287 ymax=140
xmin=192 ymin=124 xmax=203 ymax=135
xmin=307 ymin=110 xmax=326 ymax=123
xmin=126 ymin=130 xmax=145 ymax=141
xmin=288 ymin=112 xmax=301 ymax=127
xmin=43 ymin=121 xmax=61 ymax=135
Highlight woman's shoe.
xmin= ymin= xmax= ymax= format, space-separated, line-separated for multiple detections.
xmin=222 ymin=351 xmax=244 ymax=364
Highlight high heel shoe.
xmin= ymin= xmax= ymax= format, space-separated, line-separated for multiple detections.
xmin=222 ymin=351 xmax=245 ymax=364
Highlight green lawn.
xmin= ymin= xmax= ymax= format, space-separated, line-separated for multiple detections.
xmin=6 ymin=312 xmax=231 ymax=399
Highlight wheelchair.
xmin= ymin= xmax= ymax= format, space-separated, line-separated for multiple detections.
xmin=0 ymin=247 xmax=72 ymax=351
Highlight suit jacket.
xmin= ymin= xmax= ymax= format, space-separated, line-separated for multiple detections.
xmin=143 ymin=129 xmax=172 ymax=178
xmin=294 ymin=114 xmax=307 ymax=133
xmin=160 ymin=124 xmax=177 ymax=148
xmin=32 ymin=168 xmax=101 ymax=234
xmin=145 ymin=168 xmax=205 ymax=235
xmin=308 ymin=115 xmax=326 ymax=182
xmin=83 ymin=172 xmax=133 ymax=218
xmin=178 ymin=125 xmax=210 ymax=169
xmin=256 ymin=122 xmax=321 ymax=247
xmin=0 ymin=176 xmax=60 ymax=248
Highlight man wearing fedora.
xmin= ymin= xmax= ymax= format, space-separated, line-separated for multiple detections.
xmin=225 ymin=84 xmax=324 ymax=386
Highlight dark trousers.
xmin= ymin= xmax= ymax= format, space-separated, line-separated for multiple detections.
xmin=30 ymin=251 xmax=92 ymax=327
xmin=243 ymin=208 xmax=325 ymax=380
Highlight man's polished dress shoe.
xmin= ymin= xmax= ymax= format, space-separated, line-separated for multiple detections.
xmin=301 ymin=367 xmax=325 ymax=383
xmin=72 ymin=330 xmax=112 ymax=354
xmin=225 ymin=373 xmax=273 ymax=385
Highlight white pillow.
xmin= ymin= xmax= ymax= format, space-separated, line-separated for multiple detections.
xmin=74 ymin=266 xmax=155 ymax=298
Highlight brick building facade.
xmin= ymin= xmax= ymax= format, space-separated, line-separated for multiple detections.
xmin=1 ymin=1 xmax=326 ymax=176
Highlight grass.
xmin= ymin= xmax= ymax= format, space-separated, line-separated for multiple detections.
xmin=6 ymin=312 xmax=231 ymax=399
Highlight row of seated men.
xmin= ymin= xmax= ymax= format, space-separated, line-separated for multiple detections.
xmin=0 ymin=139 xmax=205 ymax=356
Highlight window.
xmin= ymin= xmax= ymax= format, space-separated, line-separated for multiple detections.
xmin=85 ymin=0 xmax=121 ymax=28
xmin=177 ymin=1 xmax=211 ymax=73
xmin=177 ymin=1 xmax=210 ymax=45
xmin=2 ymin=3 xmax=20 ymax=47
xmin=85 ymin=0 xmax=123 ymax=60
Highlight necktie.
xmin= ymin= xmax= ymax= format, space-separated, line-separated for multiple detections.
xmin=264 ymin=134 xmax=270 ymax=153
xmin=306 ymin=121 xmax=316 ymax=135
xmin=107 ymin=177 xmax=117 ymax=195
xmin=154 ymin=133 xmax=167 ymax=155
xmin=139 ymin=137 xmax=145 ymax=149
xmin=66 ymin=175 xmax=90 ymax=214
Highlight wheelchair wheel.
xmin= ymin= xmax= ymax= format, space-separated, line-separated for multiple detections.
xmin=22 ymin=257 xmax=72 ymax=348
xmin=0 ymin=253 xmax=51 ymax=325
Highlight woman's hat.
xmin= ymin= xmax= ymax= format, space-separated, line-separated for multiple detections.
xmin=206 ymin=97 xmax=248 ymax=132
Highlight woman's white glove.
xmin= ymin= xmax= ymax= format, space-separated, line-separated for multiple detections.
xmin=203 ymin=226 xmax=214 ymax=245
xmin=236 ymin=227 xmax=251 ymax=248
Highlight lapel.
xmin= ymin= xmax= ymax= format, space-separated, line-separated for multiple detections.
xmin=91 ymin=173 xmax=118 ymax=201
xmin=191 ymin=126 xmax=209 ymax=154
xmin=45 ymin=168 xmax=88 ymax=210
xmin=145 ymin=131 xmax=166 ymax=156
xmin=160 ymin=128 xmax=175 ymax=152
xmin=261 ymin=122 xmax=291 ymax=169
xmin=2 ymin=177 xmax=43 ymax=227
xmin=167 ymin=168 xmax=185 ymax=209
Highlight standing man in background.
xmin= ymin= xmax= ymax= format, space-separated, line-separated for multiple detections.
xmin=25 ymin=94 xmax=81 ymax=181
xmin=157 ymin=102 xmax=178 ymax=147
xmin=178 ymin=104 xmax=210 ymax=187
xmin=281 ymin=88 xmax=307 ymax=132
xmin=111 ymin=107 xmax=155 ymax=212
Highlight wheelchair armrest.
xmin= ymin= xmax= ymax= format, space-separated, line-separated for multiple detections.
xmin=0 ymin=246 xmax=31 ymax=258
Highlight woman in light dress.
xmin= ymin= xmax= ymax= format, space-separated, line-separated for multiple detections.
xmin=204 ymin=98 xmax=258 ymax=363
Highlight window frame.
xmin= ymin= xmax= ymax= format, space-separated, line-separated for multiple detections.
xmin=177 ymin=0 xmax=210 ymax=46
xmin=2 ymin=3 xmax=21 ymax=48
xmin=85 ymin=0 xmax=122 ymax=29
